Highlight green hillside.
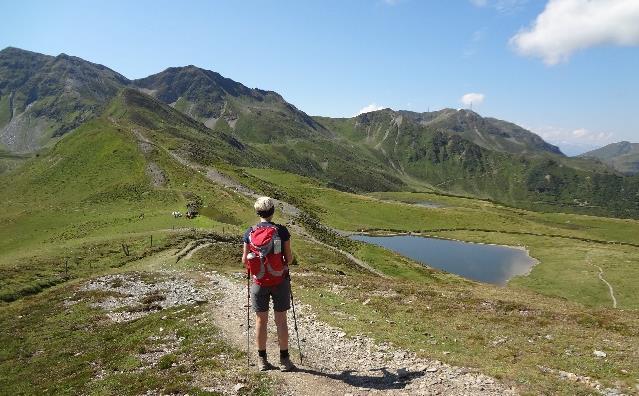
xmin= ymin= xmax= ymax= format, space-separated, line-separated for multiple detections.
xmin=133 ymin=67 xmax=404 ymax=192
xmin=0 ymin=89 xmax=262 ymax=302
xmin=133 ymin=66 xmax=329 ymax=143
xmin=580 ymin=141 xmax=639 ymax=175
xmin=318 ymin=110 xmax=639 ymax=218
xmin=0 ymin=80 xmax=638 ymax=394
xmin=0 ymin=47 xmax=128 ymax=152
xmin=399 ymin=108 xmax=563 ymax=156
xmin=4 ymin=47 xmax=638 ymax=219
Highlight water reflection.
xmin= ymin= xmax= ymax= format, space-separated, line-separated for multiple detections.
xmin=351 ymin=235 xmax=537 ymax=285
xmin=414 ymin=200 xmax=445 ymax=208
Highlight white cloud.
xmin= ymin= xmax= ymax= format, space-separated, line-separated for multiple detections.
xmin=463 ymin=29 xmax=486 ymax=58
xmin=530 ymin=125 xmax=615 ymax=155
xmin=471 ymin=29 xmax=485 ymax=42
xmin=572 ymin=128 xmax=588 ymax=138
xmin=356 ymin=103 xmax=386 ymax=116
xmin=510 ymin=0 xmax=639 ymax=65
xmin=494 ymin=0 xmax=528 ymax=13
xmin=460 ymin=93 xmax=485 ymax=108
xmin=470 ymin=0 xmax=527 ymax=13
xmin=534 ymin=126 xmax=613 ymax=143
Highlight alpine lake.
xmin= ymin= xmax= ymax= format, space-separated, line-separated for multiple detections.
xmin=351 ymin=234 xmax=538 ymax=285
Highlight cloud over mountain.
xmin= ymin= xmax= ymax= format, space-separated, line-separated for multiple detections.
xmin=461 ymin=93 xmax=485 ymax=107
xmin=530 ymin=125 xmax=615 ymax=155
xmin=356 ymin=103 xmax=386 ymax=115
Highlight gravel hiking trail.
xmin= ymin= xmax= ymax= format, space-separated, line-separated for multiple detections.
xmin=201 ymin=270 xmax=517 ymax=395
xmin=106 ymin=127 xmax=517 ymax=394
xmin=98 ymin=248 xmax=517 ymax=395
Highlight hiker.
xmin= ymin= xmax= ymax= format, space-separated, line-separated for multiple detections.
xmin=242 ymin=196 xmax=296 ymax=371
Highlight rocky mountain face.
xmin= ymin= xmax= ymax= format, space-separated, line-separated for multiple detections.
xmin=0 ymin=47 xmax=128 ymax=152
xmin=398 ymin=109 xmax=563 ymax=156
xmin=317 ymin=109 xmax=639 ymax=217
xmin=133 ymin=66 xmax=330 ymax=143
xmin=579 ymin=141 xmax=639 ymax=175
xmin=2 ymin=47 xmax=638 ymax=217
xmin=0 ymin=48 xmax=399 ymax=191
xmin=0 ymin=48 xmax=330 ymax=153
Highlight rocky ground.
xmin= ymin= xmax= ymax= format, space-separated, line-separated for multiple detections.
xmin=70 ymin=268 xmax=518 ymax=395
xmin=68 ymin=257 xmax=635 ymax=396
xmin=205 ymin=271 xmax=518 ymax=396
xmin=73 ymin=272 xmax=209 ymax=322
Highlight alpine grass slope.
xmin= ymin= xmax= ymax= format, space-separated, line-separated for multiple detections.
xmin=580 ymin=141 xmax=639 ymax=175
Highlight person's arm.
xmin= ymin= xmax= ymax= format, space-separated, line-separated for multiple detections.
xmin=283 ymin=240 xmax=293 ymax=265
xmin=242 ymin=242 xmax=249 ymax=267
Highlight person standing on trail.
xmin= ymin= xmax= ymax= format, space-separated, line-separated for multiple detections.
xmin=242 ymin=196 xmax=296 ymax=371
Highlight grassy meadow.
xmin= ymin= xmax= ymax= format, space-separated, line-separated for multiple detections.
xmin=190 ymin=237 xmax=638 ymax=395
xmin=242 ymin=168 xmax=639 ymax=310
xmin=1 ymin=121 xmax=638 ymax=394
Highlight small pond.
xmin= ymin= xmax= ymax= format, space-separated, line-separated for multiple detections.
xmin=351 ymin=234 xmax=537 ymax=285
xmin=414 ymin=200 xmax=445 ymax=208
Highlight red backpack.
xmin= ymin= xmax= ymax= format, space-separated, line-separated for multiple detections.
xmin=246 ymin=225 xmax=287 ymax=286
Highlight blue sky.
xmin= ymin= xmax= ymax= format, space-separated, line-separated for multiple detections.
xmin=1 ymin=0 xmax=638 ymax=155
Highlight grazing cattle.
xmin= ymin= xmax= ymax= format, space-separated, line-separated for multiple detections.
xmin=186 ymin=203 xmax=198 ymax=219
xmin=172 ymin=211 xmax=182 ymax=218
xmin=186 ymin=210 xmax=197 ymax=219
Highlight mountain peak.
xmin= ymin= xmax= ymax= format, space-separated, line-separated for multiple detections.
xmin=579 ymin=141 xmax=639 ymax=175
xmin=356 ymin=106 xmax=562 ymax=157
xmin=0 ymin=47 xmax=128 ymax=152
xmin=0 ymin=46 xmax=45 ymax=56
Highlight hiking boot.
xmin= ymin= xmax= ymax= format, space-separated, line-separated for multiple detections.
xmin=258 ymin=356 xmax=275 ymax=371
xmin=279 ymin=356 xmax=296 ymax=372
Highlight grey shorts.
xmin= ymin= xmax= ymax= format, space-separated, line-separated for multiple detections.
xmin=250 ymin=278 xmax=291 ymax=312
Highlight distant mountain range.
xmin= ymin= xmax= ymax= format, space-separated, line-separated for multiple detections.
xmin=579 ymin=141 xmax=639 ymax=175
xmin=1 ymin=46 xmax=638 ymax=218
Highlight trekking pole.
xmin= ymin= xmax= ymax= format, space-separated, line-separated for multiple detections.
xmin=289 ymin=279 xmax=303 ymax=365
xmin=246 ymin=270 xmax=251 ymax=369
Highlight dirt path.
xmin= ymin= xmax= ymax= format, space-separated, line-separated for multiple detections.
xmin=202 ymin=271 xmax=517 ymax=396
xmin=594 ymin=265 xmax=618 ymax=309
xmin=165 ymin=147 xmax=387 ymax=279
xmin=118 ymin=119 xmax=396 ymax=279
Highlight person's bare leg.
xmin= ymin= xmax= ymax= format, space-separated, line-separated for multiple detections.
xmin=274 ymin=310 xmax=295 ymax=370
xmin=256 ymin=311 xmax=268 ymax=350
xmin=274 ymin=310 xmax=289 ymax=349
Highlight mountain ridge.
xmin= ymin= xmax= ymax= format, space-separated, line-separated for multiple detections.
xmin=579 ymin=141 xmax=639 ymax=175
xmin=2 ymin=46 xmax=565 ymax=157
xmin=2 ymin=46 xmax=639 ymax=219
xmin=0 ymin=47 xmax=128 ymax=152
xmin=397 ymin=108 xmax=564 ymax=156
xmin=132 ymin=65 xmax=330 ymax=143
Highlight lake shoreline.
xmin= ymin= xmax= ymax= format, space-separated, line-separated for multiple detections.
xmin=350 ymin=231 xmax=540 ymax=285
